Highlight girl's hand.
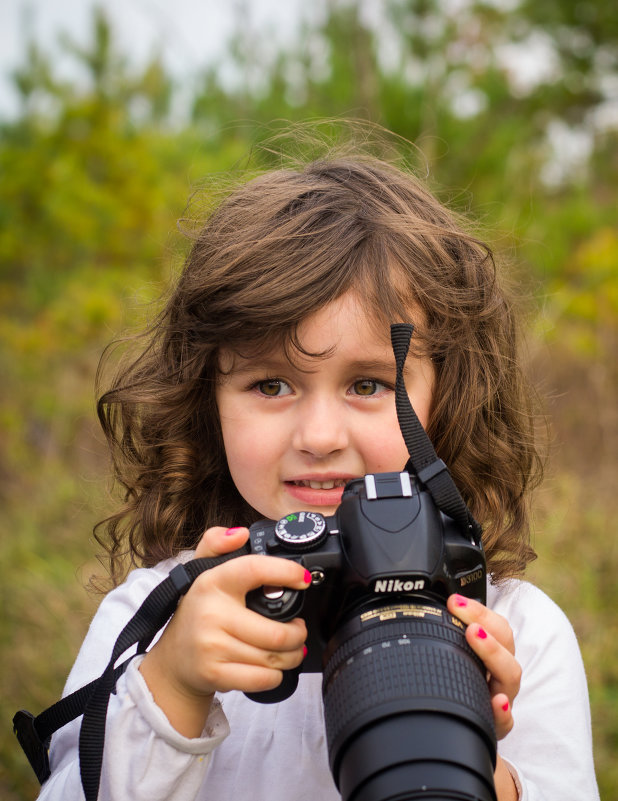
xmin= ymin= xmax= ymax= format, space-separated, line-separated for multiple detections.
xmin=139 ymin=526 xmax=310 ymax=737
xmin=447 ymin=593 xmax=520 ymax=738
xmin=446 ymin=593 xmax=521 ymax=801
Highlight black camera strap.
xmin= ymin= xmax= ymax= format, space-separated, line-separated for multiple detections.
xmin=13 ymin=545 xmax=249 ymax=801
xmin=390 ymin=324 xmax=482 ymax=541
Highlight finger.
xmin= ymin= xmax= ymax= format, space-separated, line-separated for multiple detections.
xmin=224 ymin=610 xmax=308 ymax=654
xmin=203 ymin=553 xmax=312 ymax=599
xmin=208 ymin=662 xmax=292 ymax=695
xmin=465 ymin=622 xmax=521 ymax=702
xmin=491 ymin=693 xmax=515 ymax=740
xmin=212 ymin=633 xmax=307 ymax=675
xmin=195 ymin=526 xmax=250 ymax=558
xmin=188 ymin=625 xmax=307 ymax=695
xmin=447 ymin=594 xmax=515 ymax=655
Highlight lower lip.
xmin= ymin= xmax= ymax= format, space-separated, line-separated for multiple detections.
xmin=284 ymin=482 xmax=346 ymax=507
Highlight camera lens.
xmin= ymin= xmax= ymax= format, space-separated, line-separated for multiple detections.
xmin=322 ymin=601 xmax=496 ymax=801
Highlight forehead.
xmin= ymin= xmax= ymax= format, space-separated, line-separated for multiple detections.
xmin=218 ymin=291 xmax=414 ymax=374
xmin=297 ymin=291 xmax=392 ymax=345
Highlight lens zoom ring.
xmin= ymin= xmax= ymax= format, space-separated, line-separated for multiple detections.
xmin=323 ymin=632 xmax=494 ymax=750
xmin=324 ymin=617 xmax=473 ymax=683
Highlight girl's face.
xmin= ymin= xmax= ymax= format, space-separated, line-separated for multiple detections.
xmin=216 ymin=291 xmax=434 ymax=523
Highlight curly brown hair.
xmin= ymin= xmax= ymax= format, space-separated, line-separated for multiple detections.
xmin=95 ymin=142 xmax=542 ymax=588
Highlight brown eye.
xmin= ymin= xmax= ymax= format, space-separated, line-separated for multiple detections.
xmin=256 ymin=379 xmax=292 ymax=397
xmin=352 ymin=379 xmax=379 ymax=396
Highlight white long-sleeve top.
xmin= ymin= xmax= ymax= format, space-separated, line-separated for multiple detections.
xmin=38 ymin=553 xmax=600 ymax=801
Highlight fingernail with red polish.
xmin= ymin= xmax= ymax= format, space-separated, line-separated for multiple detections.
xmin=303 ymin=569 xmax=312 ymax=584
xmin=303 ymin=645 xmax=308 ymax=659
xmin=453 ymin=594 xmax=468 ymax=608
xmin=476 ymin=627 xmax=488 ymax=640
xmin=502 ymin=701 xmax=509 ymax=712
xmin=225 ymin=527 xmax=243 ymax=536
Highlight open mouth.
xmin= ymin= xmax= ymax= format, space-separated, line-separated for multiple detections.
xmin=284 ymin=478 xmax=353 ymax=507
xmin=289 ymin=479 xmax=349 ymax=490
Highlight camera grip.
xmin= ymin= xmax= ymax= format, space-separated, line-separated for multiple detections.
xmin=244 ymin=586 xmax=306 ymax=704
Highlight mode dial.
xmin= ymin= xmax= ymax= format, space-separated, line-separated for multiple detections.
xmin=274 ymin=511 xmax=328 ymax=551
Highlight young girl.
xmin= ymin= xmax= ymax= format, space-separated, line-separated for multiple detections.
xmin=36 ymin=148 xmax=599 ymax=800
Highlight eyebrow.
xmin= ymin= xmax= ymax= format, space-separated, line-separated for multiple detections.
xmin=224 ymin=356 xmax=402 ymax=377
xmin=345 ymin=359 xmax=398 ymax=374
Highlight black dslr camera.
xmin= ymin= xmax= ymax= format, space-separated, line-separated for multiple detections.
xmin=244 ymin=326 xmax=497 ymax=801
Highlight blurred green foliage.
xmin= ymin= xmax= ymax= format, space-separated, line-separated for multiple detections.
xmin=1 ymin=2 xmax=616 ymax=798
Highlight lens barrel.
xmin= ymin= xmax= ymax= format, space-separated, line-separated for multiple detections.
xmin=322 ymin=602 xmax=497 ymax=801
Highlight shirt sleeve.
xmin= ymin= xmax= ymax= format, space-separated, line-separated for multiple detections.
xmin=489 ymin=580 xmax=600 ymax=801
xmin=37 ymin=561 xmax=230 ymax=801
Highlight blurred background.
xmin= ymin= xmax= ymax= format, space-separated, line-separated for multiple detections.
xmin=1 ymin=1 xmax=616 ymax=798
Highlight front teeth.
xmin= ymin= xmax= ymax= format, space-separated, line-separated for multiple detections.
xmin=295 ymin=479 xmax=346 ymax=490
xmin=310 ymin=480 xmax=334 ymax=490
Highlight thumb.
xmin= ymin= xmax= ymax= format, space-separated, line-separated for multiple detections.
xmin=195 ymin=526 xmax=250 ymax=559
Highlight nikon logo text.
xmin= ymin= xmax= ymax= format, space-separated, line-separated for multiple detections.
xmin=373 ymin=578 xmax=426 ymax=593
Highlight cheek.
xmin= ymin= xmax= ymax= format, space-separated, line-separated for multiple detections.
xmin=219 ymin=427 xmax=261 ymax=509
xmin=360 ymin=416 xmax=411 ymax=473
xmin=220 ymin=419 xmax=255 ymax=477
xmin=221 ymin=411 xmax=279 ymax=458
xmin=218 ymin=406 xmax=283 ymax=489
xmin=220 ymin=419 xmax=284 ymax=520
xmin=370 ymin=441 xmax=411 ymax=473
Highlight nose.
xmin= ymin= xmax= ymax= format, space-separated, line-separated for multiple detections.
xmin=292 ymin=395 xmax=350 ymax=458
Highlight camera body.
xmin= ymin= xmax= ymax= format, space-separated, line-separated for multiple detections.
xmin=246 ymin=470 xmax=486 ymax=679
xmin=246 ymin=469 xmax=497 ymax=800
